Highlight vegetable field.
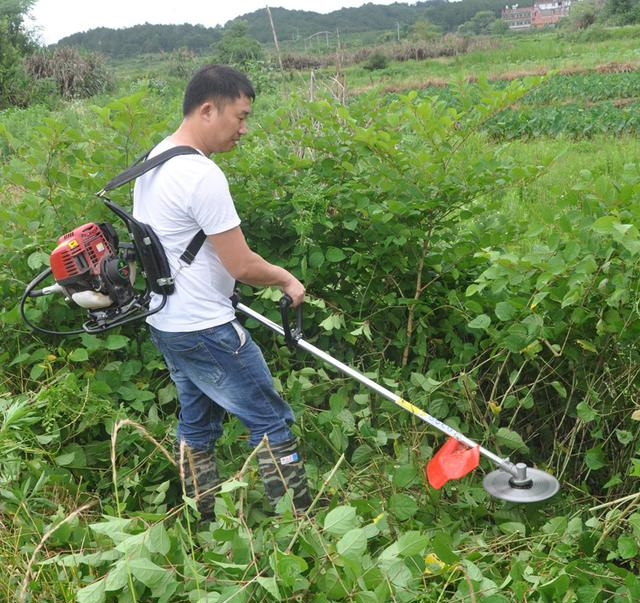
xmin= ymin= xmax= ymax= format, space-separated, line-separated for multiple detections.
xmin=1 ymin=31 xmax=640 ymax=603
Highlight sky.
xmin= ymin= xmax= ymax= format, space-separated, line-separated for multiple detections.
xmin=29 ymin=0 xmax=404 ymax=45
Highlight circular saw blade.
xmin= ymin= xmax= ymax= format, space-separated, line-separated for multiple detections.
xmin=483 ymin=467 xmax=560 ymax=503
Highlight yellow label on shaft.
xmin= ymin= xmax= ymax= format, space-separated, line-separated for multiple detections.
xmin=395 ymin=397 xmax=426 ymax=417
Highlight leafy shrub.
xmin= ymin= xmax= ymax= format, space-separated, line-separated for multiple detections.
xmin=363 ymin=51 xmax=388 ymax=71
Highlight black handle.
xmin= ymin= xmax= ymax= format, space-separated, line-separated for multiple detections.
xmin=279 ymin=294 xmax=303 ymax=349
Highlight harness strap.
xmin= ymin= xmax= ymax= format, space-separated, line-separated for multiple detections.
xmin=99 ymin=145 xmax=207 ymax=266
xmin=101 ymin=145 xmax=201 ymax=192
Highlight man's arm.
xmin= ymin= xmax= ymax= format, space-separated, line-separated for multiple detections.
xmin=208 ymin=227 xmax=305 ymax=306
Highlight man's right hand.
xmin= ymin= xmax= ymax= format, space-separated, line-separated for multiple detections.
xmin=282 ymin=274 xmax=305 ymax=307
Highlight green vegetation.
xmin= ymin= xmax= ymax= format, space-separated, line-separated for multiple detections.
xmin=1 ymin=11 xmax=640 ymax=603
xmin=58 ymin=23 xmax=222 ymax=58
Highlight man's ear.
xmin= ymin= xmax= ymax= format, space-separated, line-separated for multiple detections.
xmin=199 ymin=101 xmax=218 ymax=122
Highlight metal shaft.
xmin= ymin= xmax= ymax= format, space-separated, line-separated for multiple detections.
xmin=236 ymin=302 xmax=519 ymax=478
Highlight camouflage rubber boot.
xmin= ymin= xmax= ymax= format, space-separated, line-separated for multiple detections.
xmin=257 ymin=438 xmax=312 ymax=512
xmin=174 ymin=442 xmax=219 ymax=522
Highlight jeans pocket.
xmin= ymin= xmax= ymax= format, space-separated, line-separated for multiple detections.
xmin=230 ymin=320 xmax=247 ymax=351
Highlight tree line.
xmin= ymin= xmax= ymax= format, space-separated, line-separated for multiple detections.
xmin=56 ymin=0 xmax=509 ymax=57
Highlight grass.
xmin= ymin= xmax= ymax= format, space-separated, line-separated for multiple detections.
xmin=477 ymin=134 xmax=640 ymax=236
xmin=339 ymin=28 xmax=640 ymax=94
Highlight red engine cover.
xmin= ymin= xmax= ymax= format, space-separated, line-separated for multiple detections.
xmin=50 ymin=223 xmax=114 ymax=284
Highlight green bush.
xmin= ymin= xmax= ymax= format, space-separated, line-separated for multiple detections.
xmin=363 ymin=51 xmax=388 ymax=70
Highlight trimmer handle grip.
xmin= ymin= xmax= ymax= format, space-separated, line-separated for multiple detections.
xmin=279 ymin=294 xmax=303 ymax=349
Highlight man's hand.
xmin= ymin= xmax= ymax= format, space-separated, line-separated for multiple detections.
xmin=282 ymin=274 xmax=305 ymax=307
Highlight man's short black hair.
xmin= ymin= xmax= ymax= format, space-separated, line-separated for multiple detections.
xmin=182 ymin=64 xmax=256 ymax=116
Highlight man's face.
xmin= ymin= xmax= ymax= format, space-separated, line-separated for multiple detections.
xmin=204 ymin=94 xmax=252 ymax=153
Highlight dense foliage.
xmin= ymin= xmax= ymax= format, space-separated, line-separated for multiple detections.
xmin=58 ymin=23 xmax=223 ymax=58
xmin=0 ymin=0 xmax=35 ymax=107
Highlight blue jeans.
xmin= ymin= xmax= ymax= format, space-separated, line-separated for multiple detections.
xmin=149 ymin=320 xmax=295 ymax=450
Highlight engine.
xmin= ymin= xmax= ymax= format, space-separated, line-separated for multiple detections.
xmin=50 ymin=223 xmax=135 ymax=309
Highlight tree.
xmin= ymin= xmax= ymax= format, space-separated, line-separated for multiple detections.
xmin=567 ymin=0 xmax=601 ymax=29
xmin=215 ymin=20 xmax=263 ymax=66
xmin=458 ymin=10 xmax=498 ymax=35
xmin=490 ymin=18 xmax=509 ymax=35
xmin=411 ymin=18 xmax=442 ymax=41
xmin=0 ymin=0 xmax=36 ymax=107
xmin=604 ymin=0 xmax=640 ymax=24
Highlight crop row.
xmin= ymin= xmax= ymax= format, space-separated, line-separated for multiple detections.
xmin=485 ymin=100 xmax=640 ymax=139
xmin=521 ymin=71 xmax=640 ymax=105
xmin=416 ymin=71 xmax=640 ymax=106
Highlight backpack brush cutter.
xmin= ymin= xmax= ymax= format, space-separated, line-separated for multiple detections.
xmin=20 ymin=146 xmax=204 ymax=336
xmin=20 ymin=146 xmax=560 ymax=503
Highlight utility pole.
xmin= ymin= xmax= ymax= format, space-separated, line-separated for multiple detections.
xmin=266 ymin=5 xmax=283 ymax=72
xmin=396 ymin=21 xmax=400 ymax=41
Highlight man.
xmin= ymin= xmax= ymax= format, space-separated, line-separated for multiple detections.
xmin=133 ymin=64 xmax=312 ymax=520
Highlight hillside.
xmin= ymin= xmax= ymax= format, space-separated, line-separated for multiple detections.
xmin=57 ymin=0 xmax=509 ymax=57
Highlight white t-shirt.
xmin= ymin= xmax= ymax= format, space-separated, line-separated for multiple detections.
xmin=132 ymin=138 xmax=241 ymax=332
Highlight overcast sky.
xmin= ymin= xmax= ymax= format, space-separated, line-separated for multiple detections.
xmin=29 ymin=0 xmax=404 ymax=44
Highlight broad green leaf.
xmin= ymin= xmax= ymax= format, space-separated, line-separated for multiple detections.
xmin=105 ymin=559 xmax=129 ymax=591
xmin=615 ymin=429 xmax=634 ymax=445
xmin=396 ymin=531 xmax=429 ymax=556
xmin=591 ymin=215 xmax=617 ymax=235
xmin=467 ymin=314 xmax=491 ymax=330
xmin=585 ymin=446 xmax=607 ymax=471
xmin=105 ymin=334 xmax=129 ymax=350
xmin=392 ymin=464 xmax=419 ymax=488
xmin=388 ymin=493 xmax=418 ymax=521
xmin=498 ymin=522 xmax=526 ymax=536
xmin=354 ymin=592 xmax=379 ymax=603
xmin=323 ymin=505 xmax=359 ymax=536
xmin=431 ymin=531 xmax=459 ymax=564
xmin=27 ymin=250 xmax=51 ymax=270
xmin=462 ymin=559 xmax=483 ymax=582
xmin=381 ymin=558 xmax=412 ymax=587
xmin=256 ymin=576 xmax=281 ymax=600
xmin=270 ymin=549 xmax=308 ymax=588
xmin=77 ymin=577 xmax=107 ymax=603
xmin=336 ymin=528 xmax=368 ymax=562
xmin=68 ymin=347 xmax=89 ymax=362
xmin=617 ymin=535 xmax=638 ymax=559
xmin=219 ymin=479 xmax=248 ymax=493
xmin=147 ymin=523 xmax=170 ymax=555
xmin=538 ymin=573 xmax=569 ymax=599
xmin=129 ymin=558 xmax=168 ymax=588
xmin=576 ymin=401 xmax=597 ymax=422
xmin=495 ymin=427 xmax=528 ymax=452
xmin=326 ymin=247 xmax=346 ymax=262
xmin=89 ymin=517 xmax=134 ymax=541
xmin=495 ymin=301 xmax=516 ymax=321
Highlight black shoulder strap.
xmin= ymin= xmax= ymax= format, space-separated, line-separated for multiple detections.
xmin=101 ymin=145 xmax=201 ymax=193
xmin=180 ymin=230 xmax=207 ymax=264
xmin=98 ymin=145 xmax=208 ymax=267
